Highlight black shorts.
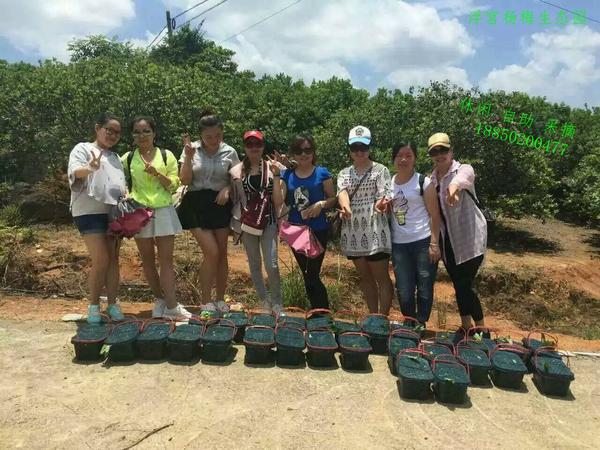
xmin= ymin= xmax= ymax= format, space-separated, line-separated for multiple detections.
xmin=347 ymin=252 xmax=390 ymax=262
xmin=73 ymin=214 xmax=108 ymax=235
xmin=177 ymin=189 xmax=232 ymax=230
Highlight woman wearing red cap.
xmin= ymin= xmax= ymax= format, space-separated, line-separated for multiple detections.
xmin=427 ymin=132 xmax=488 ymax=337
xmin=230 ymin=131 xmax=284 ymax=313
xmin=178 ymin=109 xmax=240 ymax=312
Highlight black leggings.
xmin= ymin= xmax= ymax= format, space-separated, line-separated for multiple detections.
xmin=443 ymin=232 xmax=484 ymax=321
xmin=292 ymin=228 xmax=329 ymax=310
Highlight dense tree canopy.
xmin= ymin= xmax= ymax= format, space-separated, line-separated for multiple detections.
xmin=0 ymin=26 xmax=598 ymax=224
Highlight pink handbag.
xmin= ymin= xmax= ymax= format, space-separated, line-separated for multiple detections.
xmin=279 ymin=221 xmax=324 ymax=259
xmin=108 ymin=198 xmax=154 ymax=238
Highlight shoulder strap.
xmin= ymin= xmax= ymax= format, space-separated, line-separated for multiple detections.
xmin=418 ymin=173 xmax=425 ymax=196
xmin=160 ymin=147 xmax=167 ymax=166
xmin=126 ymin=150 xmax=135 ymax=192
xmin=349 ymin=166 xmax=373 ymax=201
xmin=464 ymin=189 xmax=482 ymax=209
xmin=261 ymin=159 xmax=269 ymax=189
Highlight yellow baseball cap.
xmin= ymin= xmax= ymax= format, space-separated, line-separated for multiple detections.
xmin=427 ymin=132 xmax=451 ymax=151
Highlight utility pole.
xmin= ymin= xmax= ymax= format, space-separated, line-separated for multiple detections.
xmin=166 ymin=10 xmax=173 ymax=40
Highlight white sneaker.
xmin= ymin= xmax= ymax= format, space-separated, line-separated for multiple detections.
xmin=215 ymin=300 xmax=230 ymax=312
xmin=162 ymin=303 xmax=192 ymax=320
xmin=152 ymin=298 xmax=167 ymax=318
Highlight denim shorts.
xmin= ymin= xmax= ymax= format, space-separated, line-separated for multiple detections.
xmin=73 ymin=214 xmax=109 ymax=235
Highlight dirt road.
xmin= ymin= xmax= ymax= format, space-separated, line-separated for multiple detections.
xmin=0 ymin=319 xmax=599 ymax=450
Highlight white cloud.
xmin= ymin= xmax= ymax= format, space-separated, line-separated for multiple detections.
xmin=0 ymin=0 xmax=135 ymax=60
xmin=480 ymin=26 xmax=600 ymax=106
xmin=163 ymin=0 xmax=476 ymax=88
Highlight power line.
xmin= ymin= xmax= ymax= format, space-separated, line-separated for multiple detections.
xmin=178 ymin=0 xmax=230 ymax=29
xmin=222 ymin=0 xmax=304 ymax=43
xmin=146 ymin=26 xmax=166 ymax=49
xmin=535 ymin=0 xmax=600 ymax=25
xmin=173 ymin=0 xmax=212 ymax=20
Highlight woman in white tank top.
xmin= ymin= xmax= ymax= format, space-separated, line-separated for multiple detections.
xmin=379 ymin=142 xmax=441 ymax=328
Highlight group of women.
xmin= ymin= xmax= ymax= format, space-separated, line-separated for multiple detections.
xmin=68 ymin=111 xmax=488 ymax=339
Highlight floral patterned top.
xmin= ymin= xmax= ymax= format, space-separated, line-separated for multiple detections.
xmin=337 ymin=162 xmax=392 ymax=257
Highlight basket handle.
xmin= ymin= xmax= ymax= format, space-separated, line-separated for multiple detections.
xmin=400 ymin=315 xmax=420 ymax=326
xmin=388 ymin=328 xmax=420 ymax=348
xmin=109 ymin=319 xmax=143 ymax=333
xmin=141 ymin=318 xmax=176 ymax=333
xmin=283 ymin=306 xmax=306 ymax=314
xmin=205 ymin=318 xmax=236 ymax=330
xmin=398 ymin=348 xmax=429 ymax=358
xmin=275 ymin=323 xmax=305 ymax=334
xmin=419 ymin=340 xmax=455 ymax=355
xmin=533 ymin=345 xmax=568 ymax=368
xmin=244 ymin=325 xmax=275 ymax=346
xmin=249 ymin=308 xmax=276 ymax=318
xmin=305 ymin=308 xmax=332 ymax=319
xmin=490 ymin=343 xmax=527 ymax=358
xmin=339 ymin=331 xmax=369 ymax=339
xmin=431 ymin=354 xmax=470 ymax=376
xmin=525 ymin=330 xmax=558 ymax=347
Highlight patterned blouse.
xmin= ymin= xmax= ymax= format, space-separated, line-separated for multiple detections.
xmin=337 ymin=162 xmax=392 ymax=257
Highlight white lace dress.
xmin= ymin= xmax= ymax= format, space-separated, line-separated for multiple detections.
xmin=337 ymin=162 xmax=392 ymax=257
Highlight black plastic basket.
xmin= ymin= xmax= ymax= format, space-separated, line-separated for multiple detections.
xmin=395 ymin=349 xmax=434 ymax=400
xmin=522 ymin=331 xmax=559 ymax=372
xmin=361 ymin=314 xmax=390 ymax=355
xmin=105 ymin=320 xmax=142 ymax=362
xmin=490 ymin=344 xmax=529 ymax=389
xmin=432 ymin=354 xmax=470 ymax=404
xmin=464 ymin=326 xmax=497 ymax=355
xmin=189 ymin=310 xmax=222 ymax=326
xmin=306 ymin=308 xmax=333 ymax=331
xmin=243 ymin=325 xmax=275 ymax=364
xmin=455 ymin=344 xmax=491 ymax=385
xmin=136 ymin=320 xmax=175 ymax=360
xmin=167 ymin=324 xmax=202 ymax=362
xmin=420 ymin=341 xmax=453 ymax=365
xmin=222 ymin=311 xmax=248 ymax=343
xmin=333 ymin=310 xmax=361 ymax=340
xmin=71 ymin=323 xmax=111 ymax=361
xmin=277 ymin=307 xmax=307 ymax=330
xmin=275 ymin=324 xmax=306 ymax=366
xmin=249 ymin=309 xmax=277 ymax=328
xmin=306 ymin=328 xmax=338 ymax=367
xmin=201 ymin=319 xmax=236 ymax=362
xmin=338 ymin=332 xmax=372 ymax=371
xmin=388 ymin=328 xmax=420 ymax=375
xmin=532 ymin=347 xmax=574 ymax=397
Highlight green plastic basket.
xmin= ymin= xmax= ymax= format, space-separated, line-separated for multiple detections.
xmin=420 ymin=341 xmax=453 ymax=364
xmin=433 ymin=331 xmax=458 ymax=350
xmin=167 ymin=324 xmax=202 ymax=362
xmin=277 ymin=307 xmax=307 ymax=330
xmin=333 ymin=310 xmax=361 ymax=339
xmin=490 ymin=344 xmax=528 ymax=389
xmin=432 ymin=354 xmax=470 ymax=404
xmin=222 ymin=311 xmax=248 ymax=343
xmin=522 ymin=331 xmax=558 ymax=372
xmin=201 ymin=319 xmax=236 ymax=362
xmin=243 ymin=325 xmax=275 ymax=364
xmin=456 ymin=344 xmax=491 ymax=385
xmin=249 ymin=310 xmax=277 ymax=328
xmin=361 ymin=314 xmax=390 ymax=355
xmin=388 ymin=328 xmax=420 ymax=375
xmin=306 ymin=308 xmax=333 ymax=331
xmin=338 ymin=332 xmax=372 ymax=371
xmin=136 ymin=320 xmax=174 ymax=360
xmin=395 ymin=349 xmax=434 ymax=400
xmin=275 ymin=325 xmax=306 ymax=366
xmin=532 ymin=347 xmax=574 ymax=397
xmin=105 ymin=320 xmax=141 ymax=362
xmin=71 ymin=323 xmax=110 ymax=361
xmin=306 ymin=328 xmax=338 ymax=367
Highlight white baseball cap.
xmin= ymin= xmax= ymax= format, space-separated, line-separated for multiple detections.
xmin=348 ymin=125 xmax=371 ymax=145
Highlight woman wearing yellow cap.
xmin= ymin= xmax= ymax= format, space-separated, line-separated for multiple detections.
xmin=427 ymin=132 xmax=488 ymax=337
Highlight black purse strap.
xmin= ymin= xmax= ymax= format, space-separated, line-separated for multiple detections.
xmin=464 ymin=189 xmax=483 ymax=210
xmin=349 ymin=166 xmax=373 ymax=201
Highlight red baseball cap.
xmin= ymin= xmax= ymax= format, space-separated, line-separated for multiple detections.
xmin=243 ymin=130 xmax=264 ymax=142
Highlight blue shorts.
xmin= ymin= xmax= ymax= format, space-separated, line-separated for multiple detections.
xmin=73 ymin=214 xmax=109 ymax=235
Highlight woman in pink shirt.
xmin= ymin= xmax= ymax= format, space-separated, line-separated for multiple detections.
xmin=427 ymin=133 xmax=488 ymax=338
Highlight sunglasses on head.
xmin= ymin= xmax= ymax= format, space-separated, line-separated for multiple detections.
xmin=428 ymin=146 xmax=450 ymax=157
xmin=292 ymin=147 xmax=314 ymax=155
xmin=350 ymin=144 xmax=370 ymax=152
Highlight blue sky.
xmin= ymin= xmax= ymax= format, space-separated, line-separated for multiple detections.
xmin=1 ymin=0 xmax=598 ymax=107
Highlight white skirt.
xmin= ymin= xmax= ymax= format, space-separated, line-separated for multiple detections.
xmin=136 ymin=205 xmax=182 ymax=238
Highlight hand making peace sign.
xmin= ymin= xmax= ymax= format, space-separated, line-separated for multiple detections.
xmin=183 ymin=133 xmax=195 ymax=159
xmin=88 ymin=150 xmax=102 ymax=171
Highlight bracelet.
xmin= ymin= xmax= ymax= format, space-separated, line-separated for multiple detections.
xmin=429 ymin=243 xmax=439 ymax=247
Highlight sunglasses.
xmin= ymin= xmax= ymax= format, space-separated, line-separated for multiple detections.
xmin=428 ymin=146 xmax=450 ymax=157
xmin=350 ymin=144 xmax=370 ymax=153
xmin=132 ymin=129 xmax=153 ymax=137
xmin=292 ymin=147 xmax=314 ymax=155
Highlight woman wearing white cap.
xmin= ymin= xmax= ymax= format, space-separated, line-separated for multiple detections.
xmin=230 ymin=130 xmax=284 ymax=313
xmin=337 ymin=126 xmax=394 ymax=315
xmin=427 ymin=132 xmax=488 ymax=336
